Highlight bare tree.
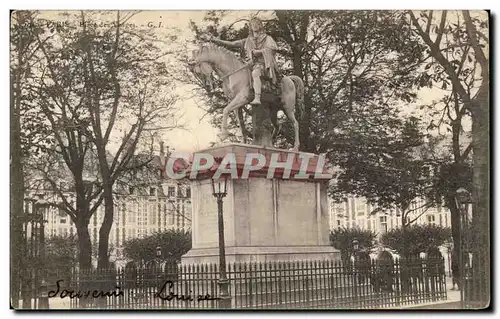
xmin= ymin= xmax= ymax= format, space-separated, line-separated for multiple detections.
xmin=77 ymin=11 xmax=180 ymax=268
xmin=409 ymin=10 xmax=489 ymax=305
xmin=22 ymin=11 xmax=179 ymax=271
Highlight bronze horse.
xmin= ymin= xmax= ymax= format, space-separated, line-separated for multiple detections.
xmin=191 ymin=43 xmax=304 ymax=150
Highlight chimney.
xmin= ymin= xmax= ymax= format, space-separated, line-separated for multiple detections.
xmin=160 ymin=141 xmax=165 ymax=157
xmin=159 ymin=141 xmax=166 ymax=168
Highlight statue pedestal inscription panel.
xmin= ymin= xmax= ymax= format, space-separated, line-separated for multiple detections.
xmin=181 ymin=143 xmax=339 ymax=264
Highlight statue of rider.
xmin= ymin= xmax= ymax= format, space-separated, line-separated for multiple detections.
xmin=202 ymin=17 xmax=279 ymax=105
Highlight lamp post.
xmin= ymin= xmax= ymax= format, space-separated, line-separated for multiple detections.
xmin=154 ymin=246 xmax=162 ymax=286
xmin=35 ymin=199 xmax=50 ymax=309
xmin=352 ymin=239 xmax=359 ymax=299
xmin=21 ymin=195 xmax=49 ymax=309
xmin=445 ymin=242 xmax=453 ymax=278
xmin=211 ymin=176 xmax=231 ymax=309
xmin=455 ymin=187 xmax=471 ymax=308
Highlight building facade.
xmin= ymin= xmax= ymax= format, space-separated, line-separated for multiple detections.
xmin=328 ymin=196 xmax=451 ymax=234
xmin=24 ymin=142 xmax=192 ymax=267
xmin=25 ymin=179 xmax=191 ymax=267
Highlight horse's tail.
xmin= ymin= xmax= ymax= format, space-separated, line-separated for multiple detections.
xmin=289 ymin=75 xmax=305 ymax=120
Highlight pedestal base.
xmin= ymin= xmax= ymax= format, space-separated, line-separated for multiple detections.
xmin=182 ymin=245 xmax=340 ymax=265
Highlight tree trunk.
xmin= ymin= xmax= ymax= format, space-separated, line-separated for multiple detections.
xmin=445 ymin=194 xmax=461 ymax=285
xmin=470 ymin=88 xmax=490 ymax=307
xmin=75 ymin=221 xmax=92 ymax=269
xmin=10 ymin=72 xmax=24 ymax=308
xmin=97 ymin=185 xmax=114 ymax=269
xmin=400 ymin=215 xmax=411 ymax=294
xmin=74 ymin=218 xmax=92 ymax=308
xmin=461 ymin=11 xmax=490 ymax=307
xmin=275 ymin=11 xmax=312 ymax=153
xmin=291 ymin=44 xmax=313 ymax=153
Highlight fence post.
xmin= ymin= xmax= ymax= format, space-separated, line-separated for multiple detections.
xmin=277 ymin=261 xmax=282 ymax=306
xmin=395 ymin=259 xmax=401 ymax=307
xmin=247 ymin=263 xmax=253 ymax=308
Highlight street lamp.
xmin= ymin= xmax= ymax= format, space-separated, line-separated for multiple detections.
xmin=352 ymin=239 xmax=359 ymax=298
xmin=444 ymin=242 xmax=453 ymax=278
xmin=211 ymin=176 xmax=231 ymax=309
xmin=21 ymin=195 xmax=49 ymax=309
xmin=353 ymin=239 xmax=359 ymax=252
xmin=455 ymin=187 xmax=471 ymax=308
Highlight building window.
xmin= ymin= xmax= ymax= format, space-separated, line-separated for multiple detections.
xmin=168 ymin=186 xmax=176 ymax=197
xmin=182 ymin=205 xmax=186 ymax=228
xmin=169 ymin=206 xmax=175 ymax=225
xmin=150 ymin=187 xmax=156 ymax=196
xmin=356 ymin=199 xmax=366 ymax=216
xmin=427 ymin=214 xmax=436 ymax=225
xmin=422 ymin=165 xmax=431 ymax=178
xmin=335 ymin=202 xmax=346 ymax=217
xmin=350 ymin=198 xmax=355 ymax=220
xmin=60 ymin=218 xmax=66 ymax=224
xmin=116 ymin=228 xmax=120 ymax=246
xmin=439 ymin=214 xmax=443 ymax=226
xmin=163 ymin=203 xmax=167 ymax=227
xmin=186 ymin=187 xmax=191 ymax=198
xmin=380 ymin=216 xmax=388 ymax=233
xmin=150 ymin=202 xmax=157 ymax=225
xmin=337 ymin=220 xmax=341 ymax=229
xmin=122 ymin=203 xmax=126 ymax=226
xmin=58 ymin=208 xmax=66 ymax=217
xmin=129 ymin=187 xmax=135 ymax=195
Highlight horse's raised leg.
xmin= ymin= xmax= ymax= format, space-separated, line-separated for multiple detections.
xmin=281 ymin=77 xmax=300 ymax=151
xmin=237 ymin=108 xmax=247 ymax=143
xmin=220 ymin=91 xmax=250 ymax=142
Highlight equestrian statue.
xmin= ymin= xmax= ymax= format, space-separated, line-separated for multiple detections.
xmin=192 ymin=17 xmax=304 ymax=151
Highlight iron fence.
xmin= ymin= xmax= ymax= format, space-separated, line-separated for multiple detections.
xmin=44 ymin=257 xmax=446 ymax=309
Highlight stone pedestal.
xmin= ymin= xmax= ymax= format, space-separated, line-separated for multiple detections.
xmin=181 ymin=143 xmax=339 ymax=264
